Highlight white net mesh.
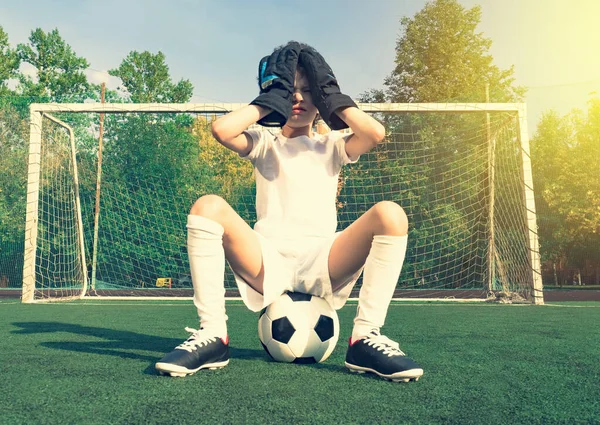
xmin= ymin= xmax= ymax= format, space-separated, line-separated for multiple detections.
xmin=24 ymin=104 xmax=539 ymax=302
xmin=31 ymin=117 xmax=87 ymax=300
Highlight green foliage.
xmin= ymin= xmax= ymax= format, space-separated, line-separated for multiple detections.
xmin=109 ymin=51 xmax=193 ymax=103
xmin=194 ymin=117 xmax=255 ymax=222
xmin=80 ymin=114 xmax=209 ymax=285
xmin=1 ymin=26 xmax=205 ymax=290
xmin=384 ymin=0 xmax=525 ymax=103
xmin=0 ymin=106 xmax=28 ymax=245
xmin=0 ymin=106 xmax=28 ymax=288
xmin=350 ymin=0 xmax=531 ymax=291
xmin=338 ymin=122 xmax=489 ymax=290
xmin=357 ymin=88 xmax=385 ymax=103
xmin=531 ymin=98 xmax=600 ymax=271
xmin=0 ymin=16 xmax=534 ymax=295
xmin=4 ymin=27 xmax=100 ymax=125
xmin=16 ymin=28 xmax=94 ymax=102
xmin=0 ymin=26 xmax=20 ymax=98
xmin=82 ymin=115 xmax=257 ymax=288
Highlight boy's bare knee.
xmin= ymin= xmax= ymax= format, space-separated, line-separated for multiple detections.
xmin=372 ymin=201 xmax=408 ymax=236
xmin=190 ymin=194 xmax=229 ymax=222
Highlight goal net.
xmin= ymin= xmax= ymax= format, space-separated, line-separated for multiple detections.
xmin=22 ymin=103 xmax=543 ymax=303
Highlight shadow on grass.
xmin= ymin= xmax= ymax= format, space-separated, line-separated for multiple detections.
xmin=11 ymin=321 xmax=267 ymax=375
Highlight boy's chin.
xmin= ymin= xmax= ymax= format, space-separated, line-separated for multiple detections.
xmin=285 ymin=121 xmax=310 ymax=129
xmin=284 ymin=119 xmax=313 ymax=129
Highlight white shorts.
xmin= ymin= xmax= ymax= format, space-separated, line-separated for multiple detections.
xmin=229 ymin=232 xmax=364 ymax=312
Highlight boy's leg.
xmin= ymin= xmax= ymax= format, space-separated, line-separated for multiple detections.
xmin=196 ymin=195 xmax=265 ymax=294
xmin=188 ymin=194 xmax=264 ymax=336
xmin=156 ymin=194 xmax=264 ymax=377
xmin=329 ymin=201 xmax=407 ymax=330
xmin=328 ymin=201 xmax=423 ymax=382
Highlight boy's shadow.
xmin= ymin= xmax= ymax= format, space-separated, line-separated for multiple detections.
xmin=11 ymin=321 xmax=267 ymax=375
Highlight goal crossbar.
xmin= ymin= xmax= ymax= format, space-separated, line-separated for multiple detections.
xmin=29 ymin=102 xmax=525 ymax=114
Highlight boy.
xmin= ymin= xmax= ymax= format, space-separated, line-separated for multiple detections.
xmin=155 ymin=42 xmax=423 ymax=382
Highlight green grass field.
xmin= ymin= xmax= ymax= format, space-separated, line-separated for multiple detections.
xmin=1 ymin=299 xmax=599 ymax=424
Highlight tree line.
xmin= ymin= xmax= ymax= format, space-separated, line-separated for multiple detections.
xmin=1 ymin=0 xmax=598 ymax=289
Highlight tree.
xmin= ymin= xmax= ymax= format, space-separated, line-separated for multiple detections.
xmin=531 ymin=98 xmax=600 ymax=284
xmin=0 ymin=107 xmax=28 ymax=243
xmin=102 ymin=50 xmax=196 ymax=185
xmin=109 ymin=51 xmax=193 ymax=103
xmin=350 ymin=0 xmax=529 ymax=290
xmin=87 ymin=114 xmax=215 ymax=285
xmin=0 ymin=27 xmax=25 ymax=287
xmin=192 ymin=117 xmax=255 ymax=221
xmin=383 ymin=0 xmax=525 ymax=103
xmin=0 ymin=26 xmax=20 ymax=99
xmin=0 ymin=106 xmax=28 ymax=287
xmin=530 ymin=110 xmax=571 ymax=267
xmin=87 ymin=51 xmax=197 ymax=284
xmin=16 ymin=28 xmax=93 ymax=102
xmin=357 ymin=89 xmax=386 ymax=103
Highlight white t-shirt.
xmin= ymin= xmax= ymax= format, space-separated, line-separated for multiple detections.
xmin=241 ymin=130 xmax=360 ymax=240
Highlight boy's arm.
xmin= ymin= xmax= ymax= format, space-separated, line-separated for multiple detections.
xmin=335 ymin=106 xmax=386 ymax=159
xmin=211 ymin=104 xmax=271 ymax=156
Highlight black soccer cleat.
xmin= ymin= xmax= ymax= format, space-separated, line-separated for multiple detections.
xmin=345 ymin=330 xmax=423 ymax=383
xmin=155 ymin=327 xmax=230 ymax=377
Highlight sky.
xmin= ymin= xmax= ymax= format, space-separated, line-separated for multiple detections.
xmin=1 ymin=0 xmax=599 ymax=136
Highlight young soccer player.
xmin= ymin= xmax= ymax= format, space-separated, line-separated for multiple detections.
xmin=155 ymin=41 xmax=423 ymax=382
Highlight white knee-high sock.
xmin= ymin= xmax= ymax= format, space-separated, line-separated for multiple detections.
xmin=352 ymin=234 xmax=408 ymax=341
xmin=187 ymin=214 xmax=228 ymax=337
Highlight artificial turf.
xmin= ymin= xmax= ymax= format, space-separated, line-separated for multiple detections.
xmin=1 ymin=299 xmax=599 ymax=424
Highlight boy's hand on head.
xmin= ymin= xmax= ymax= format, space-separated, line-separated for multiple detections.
xmin=250 ymin=42 xmax=302 ymax=127
xmin=299 ymin=48 xmax=357 ymax=130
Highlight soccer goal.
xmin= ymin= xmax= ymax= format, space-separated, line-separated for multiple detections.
xmin=22 ymin=103 xmax=543 ymax=304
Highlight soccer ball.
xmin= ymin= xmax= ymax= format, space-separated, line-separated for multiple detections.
xmin=258 ymin=292 xmax=340 ymax=363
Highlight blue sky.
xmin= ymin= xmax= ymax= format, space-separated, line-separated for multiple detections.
xmin=1 ymin=0 xmax=599 ymax=135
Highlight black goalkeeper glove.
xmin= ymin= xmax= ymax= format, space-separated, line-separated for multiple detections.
xmin=299 ymin=47 xmax=357 ymax=130
xmin=250 ymin=42 xmax=302 ymax=127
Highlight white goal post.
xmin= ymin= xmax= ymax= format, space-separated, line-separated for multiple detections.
xmin=22 ymin=102 xmax=544 ymax=304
